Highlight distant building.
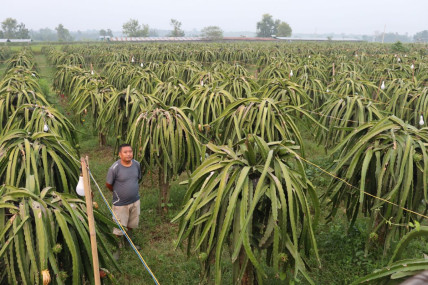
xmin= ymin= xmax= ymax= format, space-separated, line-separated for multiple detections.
xmin=0 ymin=39 xmax=32 ymax=43
xmin=107 ymin=36 xmax=278 ymax=42
xmin=222 ymin=37 xmax=276 ymax=42
xmin=275 ymin=37 xmax=363 ymax=42
xmin=96 ymin=36 xmax=364 ymax=43
xmin=109 ymin=37 xmax=203 ymax=42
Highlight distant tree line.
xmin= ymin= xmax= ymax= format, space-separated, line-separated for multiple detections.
xmin=29 ymin=24 xmax=73 ymax=42
xmin=121 ymin=18 xmax=187 ymax=37
xmin=413 ymin=30 xmax=428 ymax=43
xmin=99 ymin=29 xmax=114 ymax=38
xmin=364 ymin=31 xmax=428 ymax=43
xmin=30 ymin=28 xmax=57 ymax=41
xmin=0 ymin=18 xmax=30 ymax=39
xmin=1 ymin=16 xmax=426 ymax=43
xmin=0 ymin=18 xmax=72 ymax=41
xmin=169 ymin=19 xmax=185 ymax=37
xmin=256 ymin=14 xmax=292 ymax=37
xmin=120 ymin=18 xmax=224 ymax=40
xmin=201 ymin=26 xmax=223 ymax=40
xmin=122 ymin=19 xmax=150 ymax=37
xmin=373 ymin=32 xmax=412 ymax=43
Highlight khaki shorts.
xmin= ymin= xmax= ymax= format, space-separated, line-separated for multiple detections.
xmin=112 ymin=200 xmax=140 ymax=236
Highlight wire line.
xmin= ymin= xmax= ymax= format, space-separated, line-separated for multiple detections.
xmin=293 ymin=152 xmax=428 ymax=220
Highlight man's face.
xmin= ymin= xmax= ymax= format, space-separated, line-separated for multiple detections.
xmin=119 ymin=146 xmax=133 ymax=163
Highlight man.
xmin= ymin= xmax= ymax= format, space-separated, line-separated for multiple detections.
xmin=106 ymin=143 xmax=142 ymax=259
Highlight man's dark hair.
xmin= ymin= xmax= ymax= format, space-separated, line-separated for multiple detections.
xmin=118 ymin=143 xmax=132 ymax=153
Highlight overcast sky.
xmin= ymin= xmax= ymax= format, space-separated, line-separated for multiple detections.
xmin=1 ymin=0 xmax=427 ymax=35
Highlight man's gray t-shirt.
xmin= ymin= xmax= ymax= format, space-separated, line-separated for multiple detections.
xmin=106 ymin=159 xmax=141 ymax=206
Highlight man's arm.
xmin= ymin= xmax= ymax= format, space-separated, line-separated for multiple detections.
xmin=106 ymin=165 xmax=115 ymax=192
xmin=106 ymin=182 xmax=113 ymax=192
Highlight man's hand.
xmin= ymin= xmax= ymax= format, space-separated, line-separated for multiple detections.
xmin=106 ymin=182 xmax=113 ymax=192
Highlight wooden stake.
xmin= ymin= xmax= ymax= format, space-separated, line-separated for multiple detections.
xmin=81 ymin=157 xmax=101 ymax=285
